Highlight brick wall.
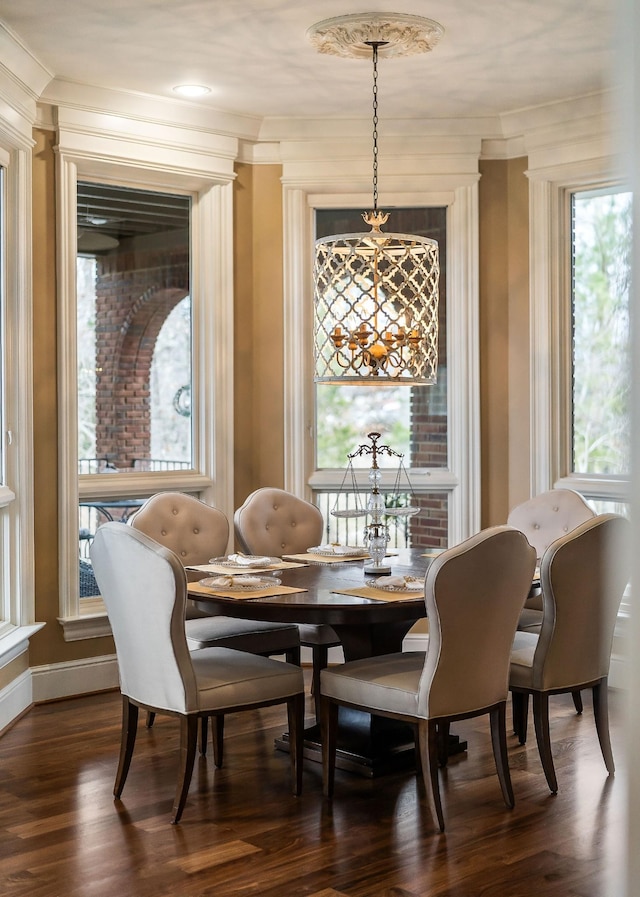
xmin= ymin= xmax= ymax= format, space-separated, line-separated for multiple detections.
xmin=94 ymin=247 xmax=189 ymax=467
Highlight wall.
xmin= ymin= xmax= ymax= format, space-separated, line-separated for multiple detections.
xmin=479 ymin=157 xmax=530 ymax=527
xmin=233 ymin=162 xmax=285 ymax=510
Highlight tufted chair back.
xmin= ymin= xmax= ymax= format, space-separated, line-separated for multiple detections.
xmin=129 ymin=492 xmax=229 ymax=565
xmin=234 ymin=488 xmax=324 ymax=557
xmin=507 ymin=489 xmax=595 ymax=560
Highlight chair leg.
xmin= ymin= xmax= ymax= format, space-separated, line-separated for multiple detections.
xmin=592 ymin=678 xmax=615 ymax=774
xmin=287 ymin=693 xmax=305 ymax=795
xmin=171 ymin=715 xmax=198 ymax=824
xmin=146 ymin=710 xmax=156 ymax=729
xmin=321 ymin=697 xmax=339 ymax=798
xmin=114 ymin=696 xmax=138 ymax=799
xmin=532 ymin=691 xmax=558 ymax=794
xmin=199 ymin=716 xmax=208 ymax=756
xmin=212 ymin=716 xmax=225 ymax=768
xmin=490 ymin=702 xmax=515 ymax=809
xmin=417 ymin=719 xmax=445 ymax=832
xmin=437 ymin=721 xmax=450 ymax=768
xmin=512 ymin=691 xmax=529 ymax=745
xmin=571 ymin=690 xmax=583 ymax=714
xmin=312 ymin=644 xmax=329 ymax=722
xmin=285 ymin=646 xmax=301 ymax=666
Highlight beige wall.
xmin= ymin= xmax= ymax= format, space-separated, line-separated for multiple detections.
xmin=233 ymin=163 xmax=285 ymax=509
xmin=479 ymin=157 xmax=530 ymax=527
xmin=24 ymin=136 xmax=529 ymax=677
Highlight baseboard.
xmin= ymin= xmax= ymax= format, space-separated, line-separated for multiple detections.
xmin=0 ymin=669 xmax=33 ymax=735
xmin=31 ymin=653 xmax=119 ymax=703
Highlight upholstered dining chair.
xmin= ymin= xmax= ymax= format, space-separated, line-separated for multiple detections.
xmin=507 ymin=488 xmax=595 ymax=633
xmin=508 ymin=488 xmax=596 ymax=718
xmin=320 ymin=526 xmax=536 ymax=832
xmin=130 ymin=493 xmax=300 ymax=662
xmin=90 ymin=522 xmax=305 ymax=824
xmin=509 ymin=513 xmax=630 ymax=794
xmin=129 ymin=492 xmax=301 ymax=748
xmin=234 ymin=487 xmax=339 ymax=719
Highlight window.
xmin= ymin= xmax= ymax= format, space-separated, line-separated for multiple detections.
xmin=56 ymin=115 xmax=235 ymax=639
xmin=76 ymin=182 xmax=192 ymax=474
xmin=0 ymin=135 xmax=38 ymax=657
xmin=313 ymin=207 xmax=448 ymax=548
xmin=571 ymin=188 xmax=631 ymax=479
xmin=528 ymin=160 xmax=632 ymax=624
xmin=282 ymin=181 xmax=481 ymax=552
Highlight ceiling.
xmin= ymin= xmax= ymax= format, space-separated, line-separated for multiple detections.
xmin=0 ymin=0 xmax=617 ymax=125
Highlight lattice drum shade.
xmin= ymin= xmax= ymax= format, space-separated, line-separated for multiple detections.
xmin=313 ymin=226 xmax=440 ymax=385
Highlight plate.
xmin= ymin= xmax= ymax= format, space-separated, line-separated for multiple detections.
xmin=209 ymin=555 xmax=276 ymax=569
xmin=307 ymin=545 xmax=368 ymax=557
xmin=199 ymin=575 xmax=281 ymax=592
xmin=374 ymin=575 xmax=424 ymax=593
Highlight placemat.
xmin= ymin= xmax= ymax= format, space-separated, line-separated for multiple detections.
xmin=283 ymin=552 xmax=369 ymax=564
xmin=188 ymin=581 xmax=308 ymax=600
xmin=331 ymin=586 xmax=424 ymax=603
xmin=187 ymin=560 xmax=307 ymax=576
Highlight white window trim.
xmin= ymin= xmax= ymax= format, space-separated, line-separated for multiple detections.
xmin=528 ymin=158 xmax=629 ymax=502
xmin=0 ymin=134 xmax=40 ymax=655
xmin=528 ymin=159 xmax=631 ymax=618
xmin=282 ymin=182 xmax=481 ymax=546
xmin=54 ymin=112 xmax=236 ymax=639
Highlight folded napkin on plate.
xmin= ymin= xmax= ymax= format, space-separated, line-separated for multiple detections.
xmin=310 ymin=544 xmax=364 ymax=556
xmin=375 ymin=575 xmax=423 ymax=591
xmin=206 ymin=574 xmax=266 ymax=588
xmin=220 ymin=553 xmax=272 ymax=567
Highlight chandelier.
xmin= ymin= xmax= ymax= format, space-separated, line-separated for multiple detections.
xmin=308 ymin=14 xmax=444 ymax=385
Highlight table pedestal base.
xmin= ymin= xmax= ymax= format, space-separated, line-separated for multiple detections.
xmin=275 ymin=707 xmax=467 ymax=778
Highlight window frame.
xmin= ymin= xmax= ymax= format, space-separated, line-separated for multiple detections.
xmin=0 ymin=135 xmax=41 ymax=660
xmin=282 ymin=182 xmax=481 ymax=547
xmin=529 ymin=161 xmax=630 ymax=504
xmin=529 ymin=159 xmax=631 ymax=621
xmin=56 ymin=127 xmax=236 ymax=639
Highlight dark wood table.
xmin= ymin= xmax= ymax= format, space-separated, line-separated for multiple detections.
xmin=188 ymin=549 xmax=464 ymax=776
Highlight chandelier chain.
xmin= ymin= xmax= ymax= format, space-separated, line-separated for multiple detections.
xmin=369 ymin=41 xmax=382 ymax=212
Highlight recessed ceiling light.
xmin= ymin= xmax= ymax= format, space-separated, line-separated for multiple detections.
xmin=172 ymin=84 xmax=211 ymax=98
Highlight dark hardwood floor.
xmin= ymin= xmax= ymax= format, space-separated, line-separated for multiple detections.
xmin=0 ymin=675 xmax=626 ymax=897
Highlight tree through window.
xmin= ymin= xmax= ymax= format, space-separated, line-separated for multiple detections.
xmin=571 ymin=188 xmax=631 ymax=477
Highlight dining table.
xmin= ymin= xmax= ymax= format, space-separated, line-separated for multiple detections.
xmin=187 ymin=546 xmax=467 ymax=777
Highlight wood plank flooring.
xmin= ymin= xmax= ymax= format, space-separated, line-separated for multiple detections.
xmin=0 ymin=678 xmax=626 ymax=896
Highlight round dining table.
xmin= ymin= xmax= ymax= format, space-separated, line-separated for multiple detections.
xmin=187 ymin=548 xmax=465 ymax=777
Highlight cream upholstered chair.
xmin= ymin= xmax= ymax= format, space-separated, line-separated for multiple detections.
xmin=129 ymin=493 xmax=300 ymax=664
xmin=234 ymin=487 xmax=339 ymax=719
xmin=507 ymin=488 xmax=595 ymax=632
xmin=320 ymin=526 xmax=536 ymax=832
xmin=90 ymin=522 xmax=305 ymax=824
xmin=130 ymin=492 xmax=301 ymax=749
xmin=510 ymin=513 xmax=630 ymax=794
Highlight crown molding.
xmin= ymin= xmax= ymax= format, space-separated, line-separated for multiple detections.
xmin=0 ymin=23 xmax=53 ymax=141
xmin=40 ymin=77 xmax=263 ymax=142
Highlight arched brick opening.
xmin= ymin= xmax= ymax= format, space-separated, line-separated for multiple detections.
xmin=93 ymin=247 xmax=189 ymax=467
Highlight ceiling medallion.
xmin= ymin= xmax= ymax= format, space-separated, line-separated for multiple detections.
xmin=306 ymin=12 xmax=444 ymax=59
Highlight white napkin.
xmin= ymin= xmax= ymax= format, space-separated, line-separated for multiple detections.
xmin=309 ymin=544 xmax=361 ymax=555
xmin=375 ymin=575 xmax=423 ymax=590
xmin=226 ymin=554 xmax=272 ymax=567
xmin=207 ymin=575 xmax=235 ymax=588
